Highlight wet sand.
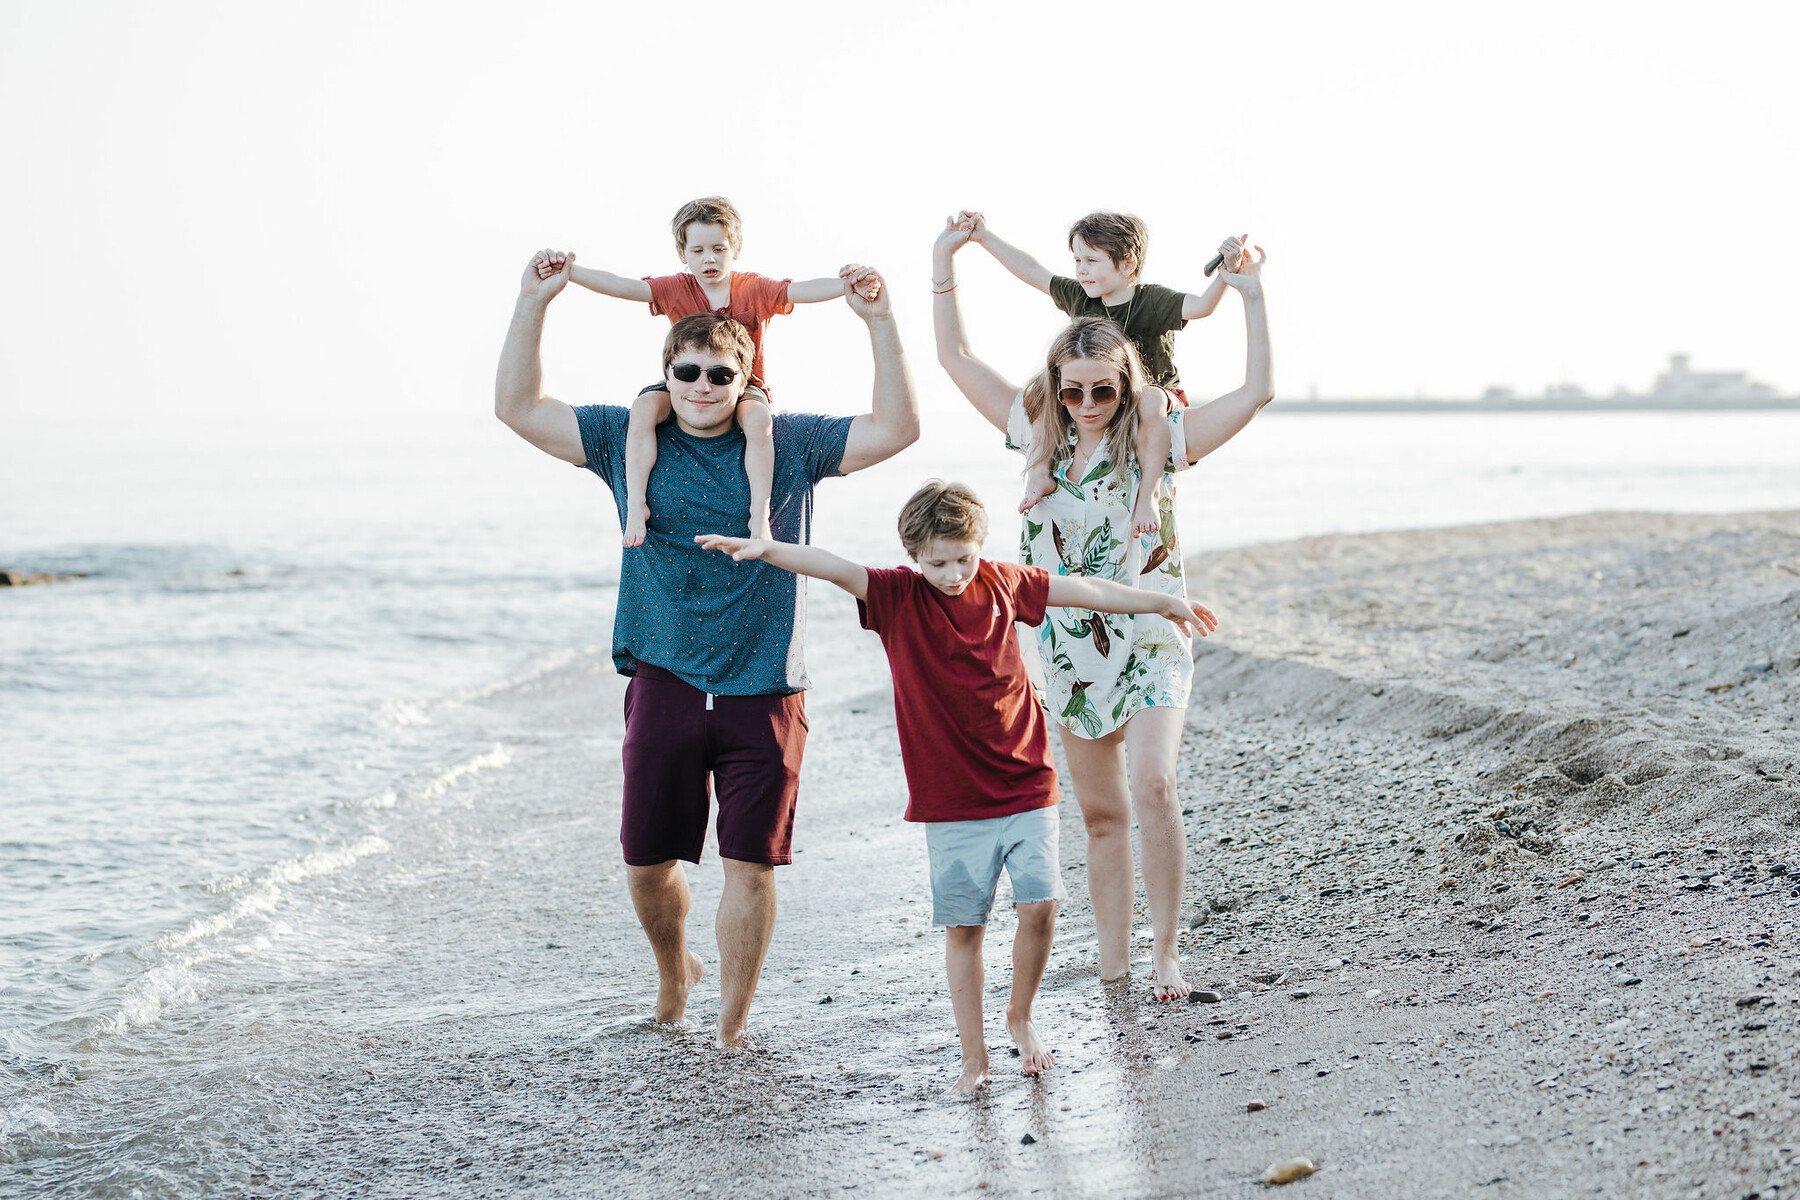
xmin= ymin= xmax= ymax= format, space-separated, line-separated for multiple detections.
xmin=141 ymin=510 xmax=1797 ymax=1199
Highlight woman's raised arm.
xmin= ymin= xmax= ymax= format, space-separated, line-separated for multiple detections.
xmin=932 ymin=217 xmax=1020 ymax=433
xmin=1181 ymin=247 xmax=1275 ymax=464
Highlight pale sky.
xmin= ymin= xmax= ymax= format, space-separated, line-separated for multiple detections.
xmin=2 ymin=0 xmax=1796 ymax=426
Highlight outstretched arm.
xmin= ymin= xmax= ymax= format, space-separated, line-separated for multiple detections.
xmin=534 ymin=250 xmax=653 ymax=303
xmin=1181 ymin=247 xmax=1274 ymax=464
xmin=959 ymin=212 xmax=1054 ymax=295
xmin=1044 ymin=575 xmax=1218 ymax=638
xmin=837 ymin=267 xmax=921 ymax=474
xmin=495 ymin=251 xmax=585 ymax=464
xmin=1180 ymin=234 xmax=1248 ymax=321
xmin=787 ymin=275 xmax=850 ymax=304
xmin=933 ymin=218 xmax=1021 ymax=432
xmin=694 ymin=535 xmax=869 ymax=600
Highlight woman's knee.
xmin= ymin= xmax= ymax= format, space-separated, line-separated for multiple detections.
xmin=1131 ymin=768 xmax=1180 ymax=812
xmin=1078 ymin=800 xmax=1131 ymax=840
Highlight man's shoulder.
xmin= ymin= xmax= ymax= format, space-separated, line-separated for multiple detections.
xmin=771 ymin=410 xmax=852 ymax=437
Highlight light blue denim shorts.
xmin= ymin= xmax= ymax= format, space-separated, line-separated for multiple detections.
xmin=923 ymin=805 xmax=1067 ymax=927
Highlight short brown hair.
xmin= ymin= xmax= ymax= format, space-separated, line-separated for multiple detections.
xmin=671 ymin=196 xmax=744 ymax=253
xmin=1067 ymin=211 xmax=1148 ymax=280
xmin=661 ymin=313 xmax=755 ymax=379
xmin=897 ymin=481 xmax=989 ymax=557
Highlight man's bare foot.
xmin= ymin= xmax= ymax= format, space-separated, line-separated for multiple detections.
xmin=947 ymin=1055 xmax=989 ymax=1098
xmin=623 ymin=504 xmax=650 ymax=548
xmin=1130 ymin=489 xmax=1161 ymax=537
xmin=1018 ymin=468 xmax=1057 ymax=514
xmin=653 ymin=950 xmax=704 ymax=1024
xmin=1006 ymin=1012 xmax=1055 ymax=1076
xmin=1149 ymin=950 xmax=1191 ymax=1002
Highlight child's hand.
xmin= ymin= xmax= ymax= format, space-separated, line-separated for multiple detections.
xmin=843 ymin=266 xmax=891 ymax=319
xmin=1220 ymin=245 xmax=1266 ymax=299
xmin=837 ymin=263 xmax=881 ymax=302
xmin=955 ymin=211 xmax=988 ymax=242
xmin=695 ymin=533 xmax=771 ymax=562
xmin=533 ymin=249 xmax=571 ymax=281
xmin=522 ymin=249 xmax=573 ymax=302
xmin=1160 ymin=595 xmax=1219 ymax=638
xmin=935 ymin=215 xmax=973 ymax=257
xmin=1217 ymin=234 xmax=1248 ymax=274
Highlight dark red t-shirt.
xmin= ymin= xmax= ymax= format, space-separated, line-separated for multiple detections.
xmin=857 ymin=560 xmax=1058 ymax=823
xmin=643 ymin=270 xmax=794 ymax=385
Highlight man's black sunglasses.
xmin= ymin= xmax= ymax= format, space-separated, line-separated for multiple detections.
xmin=670 ymin=362 xmax=739 ymax=386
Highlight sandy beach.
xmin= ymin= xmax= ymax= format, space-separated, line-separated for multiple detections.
xmin=10 ymin=509 xmax=1798 ymax=1199
xmin=559 ymin=509 xmax=1800 ymax=1199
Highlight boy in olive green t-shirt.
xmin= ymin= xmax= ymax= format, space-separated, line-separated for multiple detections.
xmin=954 ymin=210 xmax=1246 ymax=535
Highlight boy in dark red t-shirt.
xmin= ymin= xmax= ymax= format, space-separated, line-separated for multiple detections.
xmin=698 ymin=482 xmax=1217 ymax=1098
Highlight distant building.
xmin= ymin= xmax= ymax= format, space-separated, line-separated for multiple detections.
xmin=1649 ymin=354 xmax=1777 ymax=402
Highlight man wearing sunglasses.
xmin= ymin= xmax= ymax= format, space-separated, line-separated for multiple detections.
xmin=495 ymin=253 xmax=918 ymax=1047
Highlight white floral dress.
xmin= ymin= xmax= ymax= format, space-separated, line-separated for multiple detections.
xmin=1005 ymin=394 xmax=1195 ymax=739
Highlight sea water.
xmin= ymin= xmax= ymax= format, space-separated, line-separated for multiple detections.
xmin=3 ymin=401 xmax=1798 ymax=1193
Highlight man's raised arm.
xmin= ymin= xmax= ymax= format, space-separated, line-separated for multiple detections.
xmin=495 ymin=250 xmax=586 ymax=465
xmin=837 ymin=267 xmax=921 ymax=475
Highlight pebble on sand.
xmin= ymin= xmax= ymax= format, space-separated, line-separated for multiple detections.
xmin=1246 ymin=1099 xmax=1269 ymax=1112
xmin=1261 ymin=1158 xmax=1316 ymax=1185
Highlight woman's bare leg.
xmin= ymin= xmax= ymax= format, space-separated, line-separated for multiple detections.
xmin=1059 ymin=725 xmax=1134 ymax=982
xmin=1123 ymin=706 xmax=1190 ymax=1000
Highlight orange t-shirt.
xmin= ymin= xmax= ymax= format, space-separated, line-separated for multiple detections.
xmin=643 ymin=271 xmax=794 ymax=386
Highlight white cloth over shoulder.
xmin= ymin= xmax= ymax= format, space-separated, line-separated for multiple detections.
xmin=1005 ymin=393 xmax=1195 ymax=739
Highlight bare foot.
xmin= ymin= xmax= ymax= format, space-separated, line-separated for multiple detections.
xmin=1149 ymin=950 xmax=1191 ymax=1002
xmin=623 ymin=504 xmax=650 ymax=548
xmin=1006 ymin=1012 xmax=1055 ymax=1077
xmin=947 ymin=1055 xmax=989 ymax=1098
xmin=653 ymin=950 xmax=704 ymax=1024
xmin=718 ymin=1021 xmax=750 ymax=1049
xmin=1018 ymin=467 xmax=1057 ymax=514
xmin=1130 ymin=489 xmax=1161 ymax=537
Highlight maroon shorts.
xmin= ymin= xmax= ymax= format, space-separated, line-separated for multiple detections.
xmin=619 ymin=663 xmax=808 ymax=866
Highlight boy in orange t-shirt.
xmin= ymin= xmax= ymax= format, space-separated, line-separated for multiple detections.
xmin=533 ymin=197 xmax=875 ymax=547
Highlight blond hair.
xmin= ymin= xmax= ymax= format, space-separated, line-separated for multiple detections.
xmin=661 ymin=313 xmax=755 ymax=379
xmin=1021 ymin=318 xmax=1146 ymax=486
xmin=1067 ymin=211 xmax=1148 ymax=281
xmin=671 ymin=196 xmax=744 ymax=253
xmin=897 ymin=481 xmax=989 ymax=557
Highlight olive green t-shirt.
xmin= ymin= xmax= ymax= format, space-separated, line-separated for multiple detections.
xmin=1048 ymin=276 xmax=1188 ymax=389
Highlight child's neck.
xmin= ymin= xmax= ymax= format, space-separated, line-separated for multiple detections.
xmin=1098 ymin=281 xmax=1136 ymax=307
xmin=697 ymin=271 xmax=733 ymax=308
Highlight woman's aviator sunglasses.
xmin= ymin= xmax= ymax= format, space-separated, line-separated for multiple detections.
xmin=1058 ymin=381 xmax=1119 ymax=406
xmin=670 ymin=362 xmax=740 ymax=386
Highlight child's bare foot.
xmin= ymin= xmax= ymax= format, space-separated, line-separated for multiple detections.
xmin=1018 ymin=467 xmax=1057 ymax=514
xmin=1149 ymin=950 xmax=1191 ymax=1002
xmin=623 ymin=503 xmax=650 ymax=548
xmin=1006 ymin=1012 xmax=1055 ymax=1076
xmin=1130 ymin=486 xmax=1161 ymax=537
xmin=653 ymin=950 xmax=704 ymax=1024
xmin=947 ymin=1055 xmax=990 ymax=1098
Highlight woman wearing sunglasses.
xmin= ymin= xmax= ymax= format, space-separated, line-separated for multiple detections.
xmin=931 ymin=216 xmax=1272 ymax=1001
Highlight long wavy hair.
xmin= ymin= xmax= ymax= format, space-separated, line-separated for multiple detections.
xmin=1021 ymin=317 xmax=1147 ymax=485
